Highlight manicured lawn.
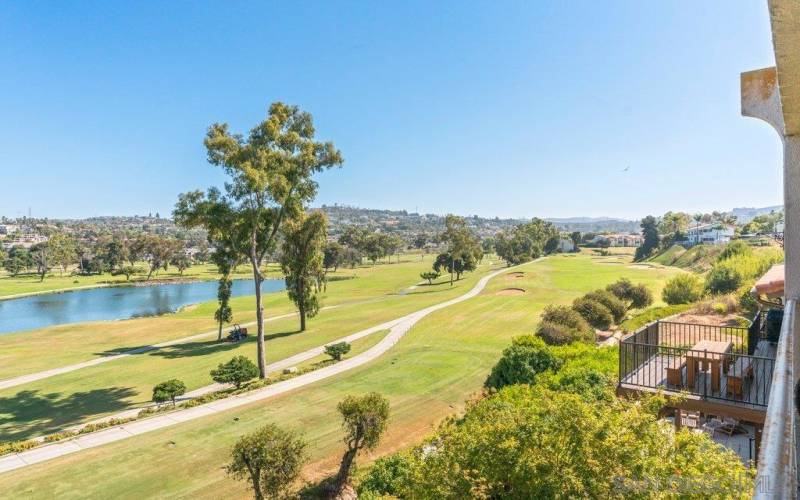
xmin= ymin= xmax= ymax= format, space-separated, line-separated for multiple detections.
xmin=0 ymin=258 xmax=499 ymax=440
xmin=0 ymin=256 xmax=441 ymax=379
xmin=0 ymin=254 xmax=679 ymax=499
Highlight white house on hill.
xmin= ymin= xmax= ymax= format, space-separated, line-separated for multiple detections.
xmin=685 ymin=223 xmax=735 ymax=245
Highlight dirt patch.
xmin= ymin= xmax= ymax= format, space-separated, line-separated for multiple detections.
xmin=505 ymin=272 xmax=526 ymax=280
xmin=495 ymin=288 xmax=525 ymax=296
xmin=672 ymin=312 xmax=746 ymax=328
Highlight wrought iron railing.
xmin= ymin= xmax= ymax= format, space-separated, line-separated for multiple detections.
xmin=619 ymin=316 xmax=774 ymax=408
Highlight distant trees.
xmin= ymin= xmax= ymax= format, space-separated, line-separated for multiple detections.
xmin=331 ymin=393 xmax=390 ymax=495
xmin=152 ymin=379 xmax=186 ymax=406
xmin=494 ymin=218 xmax=558 ymax=266
xmin=211 ymin=356 xmax=259 ymax=389
xmin=434 ymin=215 xmax=483 ymax=284
xmin=48 ymin=232 xmax=77 ymax=276
xmin=174 ymin=102 xmax=343 ymax=379
xmin=169 ymin=253 xmax=192 ymax=275
xmin=322 ymin=241 xmax=344 ymax=273
xmin=3 ymin=246 xmax=31 ymax=276
xmin=29 ymin=242 xmax=51 ymax=282
xmin=570 ymin=231 xmax=581 ymax=249
xmin=214 ymin=277 xmax=233 ymax=341
xmin=227 ymin=424 xmax=308 ymax=500
xmin=634 ymin=216 xmax=660 ymax=261
xmin=280 ymin=212 xmax=328 ymax=331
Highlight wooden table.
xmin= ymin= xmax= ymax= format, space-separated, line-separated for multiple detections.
xmin=686 ymin=340 xmax=732 ymax=392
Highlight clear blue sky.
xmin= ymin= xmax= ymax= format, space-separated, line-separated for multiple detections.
xmin=0 ymin=1 xmax=782 ymax=220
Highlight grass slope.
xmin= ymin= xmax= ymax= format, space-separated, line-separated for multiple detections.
xmin=0 ymin=254 xmax=679 ymax=499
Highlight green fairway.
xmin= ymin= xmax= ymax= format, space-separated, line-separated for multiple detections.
xmin=0 ymin=253 xmax=680 ymax=499
xmin=0 ymin=256 xmax=439 ymax=379
xmin=0 ymin=257 xmax=499 ymax=441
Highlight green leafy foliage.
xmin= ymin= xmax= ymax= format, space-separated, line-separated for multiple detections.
xmin=227 ymin=423 xmax=308 ymax=500
xmin=572 ymin=297 xmax=613 ymax=330
xmin=333 ymin=393 xmax=391 ymax=494
xmin=605 ymin=278 xmax=653 ymax=309
xmin=419 ymin=270 xmax=440 ymax=285
xmin=584 ymin=289 xmax=627 ymax=323
xmin=363 ymin=386 xmax=752 ymax=499
xmin=534 ymin=304 xmax=594 ymax=345
xmin=484 ymin=336 xmax=562 ymax=389
xmin=494 ymin=218 xmax=559 ymax=265
xmin=280 ymin=212 xmax=328 ymax=331
xmin=210 ymin=356 xmax=259 ymax=388
xmin=324 ymin=341 xmax=351 ymax=361
xmin=662 ymin=273 xmax=704 ymax=305
xmin=152 ymin=379 xmax=186 ymax=406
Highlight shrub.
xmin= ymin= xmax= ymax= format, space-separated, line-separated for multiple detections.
xmin=583 ymin=290 xmax=627 ymax=323
xmin=325 ymin=341 xmax=351 ymax=361
xmin=537 ymin=321 xmax=578 ymax=345
xmin=549 ymin=367 xmax=613 ymax=402
xmin=718 ymin=240 xmax=752 ymax=261
xmin=738 ymin=283 xmax=759 ymax=316
xmin=628 ymin=284 xmax=654 ymax=309
xmin=605 ymin=278 xmax=653 ymax=309
xmin=419 ymin=271 xmax=440 ymax=285
xmin=358 ymin=452 xmax=415 ymax=497
xmin=706 ymin=265 xmax=743 ymax=294
xmin=620 ymin=304 xmax=692 ymax=332
xmin=540 ymin=304 xmax=592 ymax=333
xmin=152 ymin=379 xmax=187 ymax=406
xmin=485 ymin=336 xmax=562 ymax=389
xmin=606 ymin=277 xmax=634 ymax=300
xmin=662 ymin=273 xmax=704 ymax=305
xmin=572 ymin=298 xmax=613 ymax=330
xmin=211 ymin=355 xmax=259 ymax=389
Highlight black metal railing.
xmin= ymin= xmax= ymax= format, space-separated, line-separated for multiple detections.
xmin=619 ymin=317 xmax=774 ymax=408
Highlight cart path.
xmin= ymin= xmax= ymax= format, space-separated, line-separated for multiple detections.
xmin=0 ymin=307 xmax=339 ymax=392
xmin=0 ymin=263 xmax=518 ymax=474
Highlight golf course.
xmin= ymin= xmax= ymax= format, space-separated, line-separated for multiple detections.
xmin=0 ymin=251 xmax=680 ymax=498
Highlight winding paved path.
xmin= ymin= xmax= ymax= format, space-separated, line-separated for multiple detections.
xmin=0 ymin=307 xmax=340 ymax=391
xmin=0 ymin=264 xmax=514 ymax=474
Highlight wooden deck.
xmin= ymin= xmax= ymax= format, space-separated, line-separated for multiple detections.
xmin=619 ymin=341 xmax=776 ymax=413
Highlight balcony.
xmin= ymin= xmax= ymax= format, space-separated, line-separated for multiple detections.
xmin=618 ymin=315 xmax=776 ymax=420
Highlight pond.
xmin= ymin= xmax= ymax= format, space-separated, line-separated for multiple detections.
xmin=0 ymin=279 xmax=285 ymax=335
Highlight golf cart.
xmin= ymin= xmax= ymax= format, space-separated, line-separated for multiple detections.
xmin=226 ymin=324 xmax=248 ymax=342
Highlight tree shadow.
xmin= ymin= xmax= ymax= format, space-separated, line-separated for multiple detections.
xmin=0 ymin=387 xmax=138 ymax=442
xmin=144 ymin=330 xmax=303 ymax=359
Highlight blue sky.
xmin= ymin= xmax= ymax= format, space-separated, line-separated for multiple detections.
xmin=0 ymin=1 xmax=782 ymax=220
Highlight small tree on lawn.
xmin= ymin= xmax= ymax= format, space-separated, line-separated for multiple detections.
xmin=331 ymin=392 xmax=390 ymax=495
xmin=211 ymin=356 xmax=259 ymax=389
xmin=227 ymin=424 xmax=308 ymax=500
xmin=152 ymin=379 xmax=186 ymax=406
xmin=280 ymin=212 xmax=328 ymax=332
xmin=420 ymin=270 xmax=440 ymax=285
xmin=215 ymin=277 xmax=233 ymax=341
xmin=325 ymin=341 xmax=351 ymax=361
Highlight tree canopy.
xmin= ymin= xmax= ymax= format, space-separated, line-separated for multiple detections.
xmin=280 ymin=211 xmax=328 ymax=331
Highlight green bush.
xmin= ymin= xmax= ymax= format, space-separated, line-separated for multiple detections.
xmin=419 ymin=270 xmax=440 ymax=285
xmin=324 ymin=341 xmax=351 ymax=361
xmin=485 ymin=336 xmax=562 ymax=389
xmin=662 ymin=273 xmax=704 ymax=305
xmin=718 ymin=240 xmax=752 ymax=261
xmin=152 ymin=379 xmax=187 ymax=405
xmin=605 ymin=278 xmax=653 ymax=309
xmin=358 ymin=453 xmax=414 ymax=497
xmin=738 ymin=283 xmax=759 ymax=316
xmin=706 ymin=265 xmax=743 ymax=294
xmin=540 ymin=304 xmax=592 ymax=333
xmin=211 ymin=355 xmax=259 ymax=389
xmin=583 ymin=289 xmax=627 ymax=323
xmin=572 ymin=297 xmax=613 ymax=330
xmin=537 ymin=321 xmax=583 ymax=345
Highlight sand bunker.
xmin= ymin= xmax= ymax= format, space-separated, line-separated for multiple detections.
xmin=496 ymin=288 xmax=525 ymax=296
xmin=505 ymin=272 xmax=526 ymax=279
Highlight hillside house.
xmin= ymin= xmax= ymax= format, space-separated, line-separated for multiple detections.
xmin=685 ymin=223 xmax=735 ymax=245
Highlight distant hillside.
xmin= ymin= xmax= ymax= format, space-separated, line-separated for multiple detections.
xmin=545 ymin=217 xmax=639 ymax=233
xmin=730 ymin=205 xmax=783 ymax=223
xmin=649 ymin=244 xmax=723 ymax=272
